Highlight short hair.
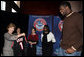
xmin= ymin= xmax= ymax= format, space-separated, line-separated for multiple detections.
xmin=43 ymin=25 xmax=50 ymax=32
xmin=60 ymin=1 xmax=71 ymax=10
xmin=7 ymin=23 xmax=16 ymax=30
xmin=44 ymin=25 xmax=49 ymax=30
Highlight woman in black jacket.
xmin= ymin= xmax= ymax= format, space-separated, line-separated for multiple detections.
xmin=41 ymin=25 xmax=56 ymax=56
xmin=13 ymin=28 xmax=27 ymax=56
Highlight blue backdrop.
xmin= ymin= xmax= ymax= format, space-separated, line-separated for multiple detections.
xmin=28 ymin=15 xmax=63 ymax=56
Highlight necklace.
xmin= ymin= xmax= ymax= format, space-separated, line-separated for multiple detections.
xmin=66 ymin=12 xmax=74 ymax=17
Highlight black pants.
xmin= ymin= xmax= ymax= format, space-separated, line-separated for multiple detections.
xmin=13 ymin=49 xmax=24 ymax=56
xmin=27 ymin=46 xmax=36 ymax=56
xmin=42 ymin=47 xmax=53 ymax=56
xmin=24 ymin=47 xmax=28 ymax=56
xmin=42 ymin=42 xmax=53 ymax=56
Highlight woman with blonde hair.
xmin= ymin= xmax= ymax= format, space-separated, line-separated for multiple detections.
xmin=3 ymin=23 xmax=25 ymax=56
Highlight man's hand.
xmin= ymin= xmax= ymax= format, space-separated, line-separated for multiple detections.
xmin=65 ymin=48 xmax=76 ymax=54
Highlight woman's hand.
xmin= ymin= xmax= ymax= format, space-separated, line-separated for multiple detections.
xmin=28 ymin=41 xmax=37 ymax=45
xmin=17 ymin=38 xmax=23 ymax=42
xmin=21 ymin=33 xmax=25 ymax=36
xmin=32 ymin=42 xmax=37 ymax=44
xmin=17 ymin=33 xmax=25 ymax=38
xmin=29 ymin=41 xmax=32 ymax=45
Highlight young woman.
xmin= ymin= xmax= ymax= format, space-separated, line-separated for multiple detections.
xmin=13 ymin=28 xmax=27 ymax=56
xmin=27 ymin=27 xmax=39 ymax=56
xmin=3 ymin=23 xmax=25 ymax=56
xmin=41 ymin=25 xmax=56 ymax=56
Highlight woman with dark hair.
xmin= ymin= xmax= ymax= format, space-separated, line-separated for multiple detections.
xmin=13 ymin=28 xmax=27 ymax=56
xmin=41 ymin=25 xmax=56 ymax=56
xmin=27 ymin=27 xmax=39 ymax=56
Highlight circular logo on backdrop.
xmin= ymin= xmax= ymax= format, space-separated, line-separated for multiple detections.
xmin=34 ymin=18 xmax=47 ymax=31
xmin=58 ymin=20 xmax=63 ymax=32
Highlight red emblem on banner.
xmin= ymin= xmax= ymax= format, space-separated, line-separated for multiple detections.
xmin=34 ymin=18 xmax=47 ymax=31
xmin=58 ymin=20 xmax=63 ymax=31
